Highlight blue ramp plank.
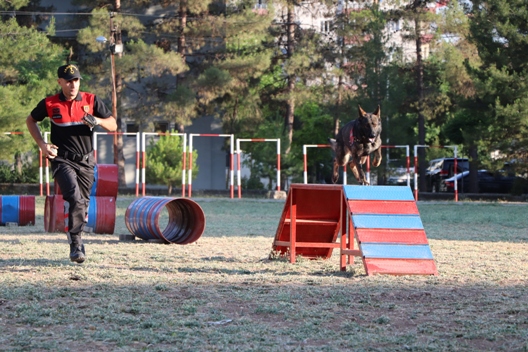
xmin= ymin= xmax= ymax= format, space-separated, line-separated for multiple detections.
xmin=361 ymin=243 xmax=434 ymax=259
xmin=344 ymin=185 xmax=415 ymax=201
xmin=352 ymin=214 xmax=424 ymax=229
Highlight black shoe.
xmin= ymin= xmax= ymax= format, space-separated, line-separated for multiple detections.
xmin=70 ymin=244 xmax=86 ymax=263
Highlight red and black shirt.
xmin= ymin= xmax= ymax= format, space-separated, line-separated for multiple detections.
xmin=30 ymin=92 xmax=112 ymax=156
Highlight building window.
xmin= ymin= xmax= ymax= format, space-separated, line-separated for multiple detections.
xmin=255 ymin=0 xmax=267 ymax=9
xmin=154 ymin=122 xmax=169 ymax=133
xmin=321 ymin=20 xmax=332 ymax=33
xmin=126 ymin=123 xmax=139 ymax=133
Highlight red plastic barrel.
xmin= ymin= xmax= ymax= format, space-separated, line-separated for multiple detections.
xmin=85 ymin=196 xmax=116 ymax=234
xmin=55 ymin=164 xmax=118 ymax=198
xmin=92 ymin=164 xmax=118 ymax=198
xmin=44 ymin=195 xmax=65 ymax=232
xmin=44 ymin=195 xmax=115 ymax=234
xmin=125 ymin=197 xmax=206 ymax=244
xmin=0 ymin=195 xmax=35 ymax=226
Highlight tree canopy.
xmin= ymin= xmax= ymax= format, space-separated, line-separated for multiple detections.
xmin=1 ymin=0 xmax=527 ymax=190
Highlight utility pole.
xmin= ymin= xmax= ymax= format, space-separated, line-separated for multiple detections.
xmin=109 ymin=11 xmax=122 ymax=165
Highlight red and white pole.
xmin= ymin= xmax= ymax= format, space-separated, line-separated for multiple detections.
xmin=236 ymin=138 xmax=280 ymax=198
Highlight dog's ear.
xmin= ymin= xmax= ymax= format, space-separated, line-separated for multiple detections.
xmin=373 ymin=105 xmax=380 ymax=117
xmin=358 ymin=105 xmax=367 ymax=118
xmin=328 ymin=138 xmax=337 ymax=151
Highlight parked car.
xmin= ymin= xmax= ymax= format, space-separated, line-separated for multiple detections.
xmin=387 ymin=167 xmax=412 ymax=186
xmin=425 ymin=157 xmax=469 ymax=192
xmin=443 ymin=170 xmax=518 ymax=193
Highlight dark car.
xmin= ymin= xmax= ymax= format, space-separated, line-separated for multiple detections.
xmin=443 ymin=170 xmax=518 ymax=193
xmin=425 ymin=158 xmax=469 ymax=192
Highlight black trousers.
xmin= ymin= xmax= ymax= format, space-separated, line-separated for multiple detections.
xmin=52 ymin=154 xmax=95 ymax=235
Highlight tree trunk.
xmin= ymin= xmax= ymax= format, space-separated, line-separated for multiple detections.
xmin=415 ymin=17 xmax=427 ymax=192
xmin=285 ymin=4 xmax=295 ymax=154
xmin=178 ymin=1 xmax=187 ymax=57
xmin=116 ymin=72 xmax=127 ymax=186
xmin=14 ymin=152 xmax=22 ymax=175
xmin=334 ymin=74 xmax=343 ymax=138
xmin=468 ymin=143 xmax=479 ymax=193
xmin=175 ymin=1 xmax=187 ymax=134
xmin=113 ymin=0 xmax=127 ymax=187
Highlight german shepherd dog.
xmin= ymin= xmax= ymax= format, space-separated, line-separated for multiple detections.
xmin=329 ymin=105 xmax=382 ymax=185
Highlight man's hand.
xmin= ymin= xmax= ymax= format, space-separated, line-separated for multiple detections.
xmin=45 ymin=144 xmax=58 ymax=159
xmin=82 ymin=114 xmax=98 ymax=130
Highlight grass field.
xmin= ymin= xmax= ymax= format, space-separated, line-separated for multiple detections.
xmin=0 ymin=195 xmax=527 ymax=351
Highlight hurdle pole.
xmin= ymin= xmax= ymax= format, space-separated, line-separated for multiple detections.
xmin=381 ymin=145 xmax=411 ymax=187
xmin=141 ymin=132 xmax=147 ymax=196
xmin=39 ymin=148 xmax=43 ymax=196
xmin=142 ymin=132 xmax=187 ymax=197
xmin=276 ymin=138 xmax=281 ymax=191
xmin=188 ymin=133 xmax=234 ymax=198
xmin=44 ymin=132 xmax=51 ymax=195
xmin=366 ymin=155 xmax=370 ymax=184
xmin=236 ymin=138 xmax=280 ymax=198
xmin=93 ymin=132 xmax=99 ymax=163
xmin=94 ymin=132 xmax=141 ymax=197
xmin=303 ymin=144 xmax=330 ymax=184
xmin=136 ymin=132 xmax=141 ymax=197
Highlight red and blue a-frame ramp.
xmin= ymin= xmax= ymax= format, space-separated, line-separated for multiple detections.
xmin=272 ymin=184 xmax=437 ymax=276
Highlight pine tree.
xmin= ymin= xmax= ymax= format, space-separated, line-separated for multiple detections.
xmin=0 ymin=4 xmax=63 ymax=177
xmin=466 ymin=0 xmax=528 ymax=175
xmin=195 ymin=1 xmax=274 ymax=136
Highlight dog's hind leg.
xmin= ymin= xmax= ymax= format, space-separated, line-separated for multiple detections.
xmin=349 ymin=160 xmax=369 ymax=185
xmin=333 ymin=153 xmax=349 ymax=183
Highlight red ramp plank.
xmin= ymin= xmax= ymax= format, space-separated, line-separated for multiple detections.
xmin=364 ymin=259 xmax=438 ymax=276
xmin=356 ymin=229 xmax=429 ymax=244
xmin=348 ymin=200 xmax=419 ymax=215
xmin=273 ymin=184 xmax=343 ymax=262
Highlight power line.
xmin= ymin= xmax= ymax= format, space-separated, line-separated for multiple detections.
xmin=0 ymin=10 xmax=167 ymax=18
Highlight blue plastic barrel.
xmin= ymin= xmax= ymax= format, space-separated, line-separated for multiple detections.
xmin=125 ymin=197 xmax=205 ymax=244
xmin=0 ymin=195 xmax=35 ymax=226
xmin=86 ymin=196 xmax=116 ymax=234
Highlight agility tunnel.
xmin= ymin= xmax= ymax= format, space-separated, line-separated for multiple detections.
xmin=125 ymin=197 xmax=206 ymax=244
xmin=0 ymin=195 xmax=35 ymax=226
xmin=272 ymin=184 xmax=437 ymax=276
xmin=44 ymin=195 xmax=116 ymax=234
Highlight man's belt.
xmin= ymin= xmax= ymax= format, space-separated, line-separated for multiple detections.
xmin=57 ymin=150 xmax=91 ymax=162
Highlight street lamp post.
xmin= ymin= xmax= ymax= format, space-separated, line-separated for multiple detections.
xmin=96 ymin=13 xmax=122 ymax=165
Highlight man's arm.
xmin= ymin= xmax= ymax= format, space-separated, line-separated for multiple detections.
xmin=90 ymin=95 xmax=117 ymax=132
xmin=26 ymin=115 xmax=58 ymax=159
xmin=96 ymin=115 xmax=117 ymax=132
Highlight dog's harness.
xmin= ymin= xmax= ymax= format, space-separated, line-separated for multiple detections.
xmin=349 ymin=124 xmax=361 ymax=147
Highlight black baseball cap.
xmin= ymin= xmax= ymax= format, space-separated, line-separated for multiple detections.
xmin=57 ymin=64 xmax=82 ymax=81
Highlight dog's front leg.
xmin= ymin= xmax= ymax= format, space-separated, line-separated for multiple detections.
xmin=372 ymin=144 xmax=382 ymax=167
